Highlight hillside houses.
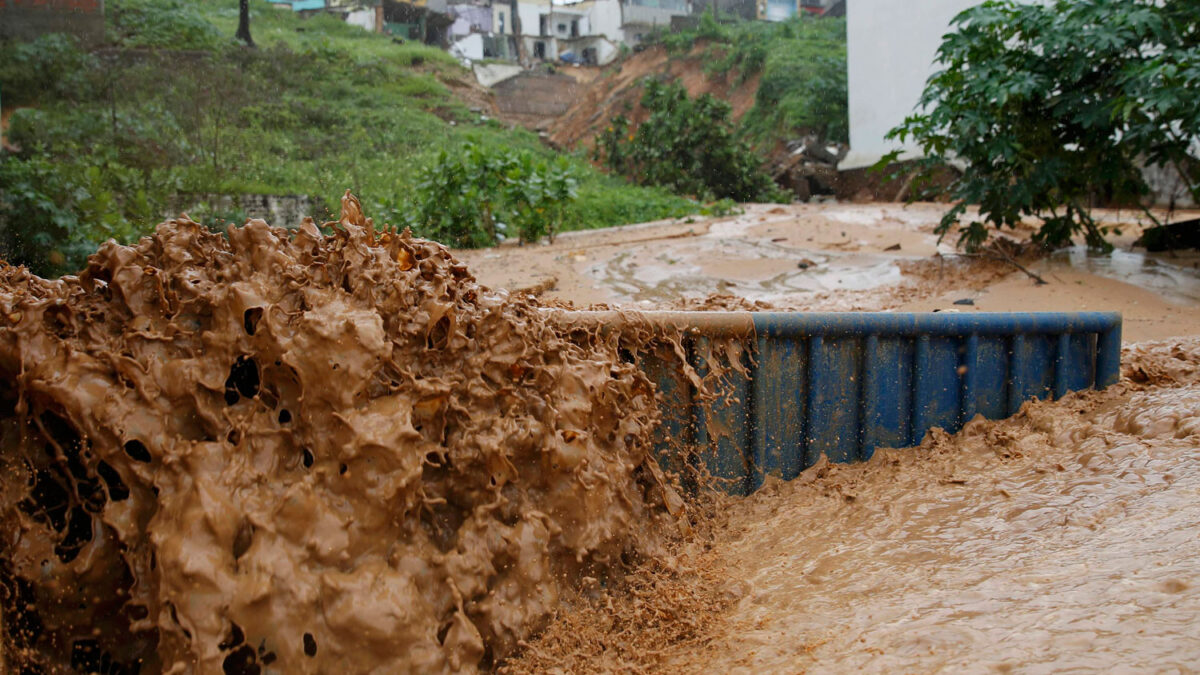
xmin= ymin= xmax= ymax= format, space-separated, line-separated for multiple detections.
xmin=446 ymin=0 xmax=838 ymax=64
xmin=269 ymin=0 xmax=841 ymax=67
xmin=463 ymin=0 xmax=669 ymax=65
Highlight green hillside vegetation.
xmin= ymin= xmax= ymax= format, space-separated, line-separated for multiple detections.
xmin=653 ymin=11 xmax=848 ymax=146
xmin=0 ymin=0 xmax=700 ymax=276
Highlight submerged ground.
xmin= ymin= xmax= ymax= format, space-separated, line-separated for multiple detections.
xmin=459 ymin=202 xmax=1200 ymax=341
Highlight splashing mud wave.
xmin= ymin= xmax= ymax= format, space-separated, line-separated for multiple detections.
xmin=0 ymin=195 xmax=679 ymax=673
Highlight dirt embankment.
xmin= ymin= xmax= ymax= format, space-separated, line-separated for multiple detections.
xmin=541 ymin=46 xmax=914 ymax=202
xmin=545 ymin=43 xmax=760 ymax=152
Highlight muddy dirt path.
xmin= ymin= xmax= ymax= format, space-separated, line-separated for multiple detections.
xmin=458 ymin=202 xmax=1200 ymax=341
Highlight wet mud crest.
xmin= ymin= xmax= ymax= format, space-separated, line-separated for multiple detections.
xmin=0 ymin=194 xmax=683 ymax=673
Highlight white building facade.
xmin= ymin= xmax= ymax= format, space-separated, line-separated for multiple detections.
xmin=841 ymin=0 xmax=979 ymax=170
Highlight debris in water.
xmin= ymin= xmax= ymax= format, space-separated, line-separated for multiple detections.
xmin=1135 ymin=217 xmax=1200 ymax=252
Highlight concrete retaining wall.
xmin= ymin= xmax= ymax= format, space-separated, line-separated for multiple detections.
xmin=168 ymin=194 xmax=316 ymax=229
xmin=491 ymin=71 xmax=579 ymax=118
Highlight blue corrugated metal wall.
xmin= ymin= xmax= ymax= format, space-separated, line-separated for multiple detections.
xmin=646 ymin=312 xmax=1122 ymax=495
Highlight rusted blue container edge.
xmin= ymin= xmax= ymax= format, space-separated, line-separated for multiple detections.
xmin=646 ymin=311 xmax=1123 ymax=496
xmin=751 ymin=310 xmax=1119 ymax=337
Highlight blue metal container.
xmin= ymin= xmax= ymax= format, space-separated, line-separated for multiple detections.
xmin=574 ymin=311 xmax=1122 ymax=496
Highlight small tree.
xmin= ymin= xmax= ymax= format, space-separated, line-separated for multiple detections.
xmin=406 ymin=144 xmax=578 ymax=248
xmin=884 ymin=0 xmax=1200 ymax=252
xmin=595 ymin=79 xmax=784 ymax=202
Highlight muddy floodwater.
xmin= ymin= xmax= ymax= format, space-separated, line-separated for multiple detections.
xmin=513 ymin=339 xmax=1200 ymax=673
xmin=5 ymin=200 xmax=1200 ymax=673
xmin=460 ymin=203 xmax=1200 ymax=340
xmin=678 ymin=341 xmax=1200 ymax=673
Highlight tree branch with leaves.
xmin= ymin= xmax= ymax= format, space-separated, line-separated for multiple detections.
xmin=881 ymin=0 xmax=1199 ymax=252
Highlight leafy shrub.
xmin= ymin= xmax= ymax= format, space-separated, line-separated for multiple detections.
xmin=505 ymin=153 xmax=579 ymax=243
xmin=657 ymin=9 xmax=728 ymax=52
xmin=742 ymin=25 xmax=847 ymax=143
xmin=404 ymin=144 xmax=578 ymax=248
xmin=595 ymin=79 xmax=784 ymax=202
xmin=0 ymin=35 xmax=97 ymax=106
xmin=0 ymin=155 xmax=150 ymax=276
xmin=884 ymin=0 xmax=1200 ymax=252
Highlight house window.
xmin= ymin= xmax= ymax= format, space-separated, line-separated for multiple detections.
xmin=557 ymin=23 xmax=567 ymax=34
xmin=498 ymin=12 xmax=505 ymax=34
xmin=571 ymin=19 xmax=580 ymax=37
xmin=539 ymin=15 xmax=549 ymax=36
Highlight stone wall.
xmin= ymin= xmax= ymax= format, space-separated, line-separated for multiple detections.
xmin=492 ymin=71 xmax=580 ymax=118
xmin=167 ymin=194 xmax=317 ymax=229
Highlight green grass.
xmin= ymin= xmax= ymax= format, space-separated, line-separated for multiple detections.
xmin=109 ymin=0 xmax=460 ymax=67
xmin=649 ymin=11 xmax=847 ymax=145
xmin=0 ymin=0 xmax=699 ymax=275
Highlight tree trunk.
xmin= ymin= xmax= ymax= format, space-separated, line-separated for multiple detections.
xmin=236 ymin=0 xmax=255 ymax=48
xmin=509 ymin=0 xmax=525 ymax=65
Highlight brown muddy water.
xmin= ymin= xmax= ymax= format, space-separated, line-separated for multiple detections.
xmin=460 ymin=204 xmax=1200 ymax=338
xmin=512 ymin=339 xmax=1200 ymax=674
xmin=4 ymin=199 xmax=1200 ymax=673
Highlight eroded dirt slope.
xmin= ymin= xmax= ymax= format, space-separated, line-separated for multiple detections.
xmin=546 ymin=43 xmax=760 ymax=151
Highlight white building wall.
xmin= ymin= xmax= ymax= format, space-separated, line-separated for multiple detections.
xmin=593 ymin=36 xmax=619 ymax=63
xmin=841 ymin=0 xmax=980 ymax=170
xmin=517 ymin=1 xmax=549 ymax=36
xmin=588 ymin=0 xmax=624 ymax=41
xmin=450 ymin=32 xmax=486 ymax=61
xmin=345 ymin=8 xmax=375 ymax=31
xmin=621 ymin=3 xmax=679 ymax=27
xmin=522 ymin=35 xmax=560 ymax=59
